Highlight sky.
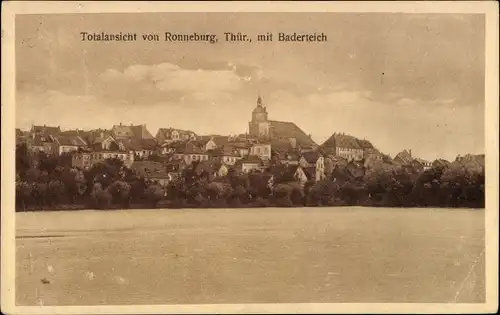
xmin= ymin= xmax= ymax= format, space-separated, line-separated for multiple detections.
xmin=15 ymin=13 xmax=485 ymax=161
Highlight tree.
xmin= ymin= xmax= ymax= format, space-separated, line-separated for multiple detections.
xmin=107 ymin=180 xmax=131 ymax=207
xmin=16 ymin=143 xmax=31 ymax=177
xmin=62 ymin=168 xmax=87 ymax=203
xmin=90 ymin=183 xmax=112 ymax=209
xmin=144 ymin=184 xmax=165 ymax=207
xmin=47 ymin=180 xmax=65 ymax=207
xmin=16 ymin=181 xmax=33 ymax=211
xmin=273 ymin=183 xmax=293 ymax=207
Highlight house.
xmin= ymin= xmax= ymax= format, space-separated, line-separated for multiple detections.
xmin=52 ymin=135 xmax=88 ymax=155
xmin=16 ymin=129 xmax=29 ymax=147
xmin=71 ymin=152 xmax=92 ymax=169
xmin=205 ymin=135 xmax=231 ymax=148
xmin=28 ymin=134 xmax=56 ymax=155
xmin=131 ymin=161 xmax=170 ymax=186
xmin=413 ymin=158 xmax=432 ymax=171
xmin=155 ymin=128 xmax=197 ymax=144
xmin=432 ymin=159 xmax=451 ymax=169
xmin=299 ymin=151 xmax=320 ymax=168
xmin=172 ymin=141 xmax=210 ymax=165
xmin=455 ymin=154 xmax=485 ymax=166
xmin=208 ymin=146 xmax=241 ymax=166
xmin=237 ymin=155 xmax=266 ymax=174
xmin=30 ymin=125 xmax=61 ymax=137
xmin=274 ymin=150 xmax=300 ymax=166
xmin=346 ymin=160 xmax=365 ymax=179
xmin=118 ymin=138 xmax=158 ymax=159
xmin=83 ymin=129 xmax=112 ymax=143
xmin=58 ymin=128 xmax=89 ymax=138
xmin=394 ymin=149 xmax=413 ymax=166
xmin=269 ymin=164 xmax=298 ymax=185
xmin=160 ymin=141 xmax=185 ymax=155
xmin=232 ymin=142 xmax=251 ymax=157
xmin=190 ymin=136 xmax=226 ymax=152
xmin=194 ymin=160 xmax=229 ymax=179
xmin=72 ymin=151 xmax=135 ymax=169
xmin=90 ymin=135 xmax=123 ymax=152
xmin=454 ymin=154 xmax=485 ymax=173
xmin=293 ymin=166 xmax=310 ymax=187
xmin=324 ymin=155 xmax=349 ymax=176
xmin=112 ymin=123 xmax=155 ymax=140
xmin=250 ymin=143 xmax=272 ymax=161
xmin=363 ymin=149 xmax=385 ymax=169
xmin=320 ymin=132 xmax=364 ymax=161
xmin=299 ymin=151 xmax=325 ymax=182
xmin=364 ymin=147 xmax=383 ymax=160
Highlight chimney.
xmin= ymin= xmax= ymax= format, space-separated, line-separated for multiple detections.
xmin=120 ymin=122 xmax=122 ymax=126
xmin=409 ymin=149 xmax=412 ymax=157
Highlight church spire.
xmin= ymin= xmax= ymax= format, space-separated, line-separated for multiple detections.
xmin=257 ymin=95 xmax=263 ymax=107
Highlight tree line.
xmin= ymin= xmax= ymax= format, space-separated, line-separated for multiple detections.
xmin=15 ymin=143 xmax=485 ymax=211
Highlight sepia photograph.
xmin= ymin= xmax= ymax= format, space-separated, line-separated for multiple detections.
xmin=1 ymin=1 xmax=498 ymax=314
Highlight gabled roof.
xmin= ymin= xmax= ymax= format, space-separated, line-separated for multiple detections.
xmin=55 ymin=135 xmax=88 ymax=146
xmin=321 ymin=133 xmax=362 ymax=150
xmin=31 ymin=125 xmax=61 ymax=136
xmin=432 ymin=159 xmax=451 ymax=167
xmin=211 ymin=135 xmax=230 ymax=146
xmin=180 ymin=141 xmax=207 ymax=154
xmin=112 ymin=124 xmax=154 ymax=140
xmin=112 ymin=125 xmax=135 ymax=138
xmin=31 ymin=134 xmax=54 ymax=145
xmin=270 ymin=138 xmax=295 ymax=152
xmin=268 ymin=120 xmax=316 ymax=146
xmin=358 ymin=139 xmax=374 ymax=149
xmin=130 ymin=125 xmax=155 ymax=139
xmin=92 ymin=135 xmax=116 ymax=145
xmin=157 ymin=128 xmax=196 ymax=136
xmin=208 ymin=145 xmax=239 ymax=157
xmin=119 ymin=138 xmax=157 ymax=151
xmin=301 ymin=151 xmax=322 ymax=164
xmin=394 ymin=150 xmax=413 ymax=165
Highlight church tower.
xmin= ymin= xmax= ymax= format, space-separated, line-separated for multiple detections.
xmin=249 ymin=95 xmax=270 ymax=139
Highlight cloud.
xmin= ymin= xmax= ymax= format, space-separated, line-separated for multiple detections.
xmin=397 ymin=98 xmax=418 ymax=106
xmin=98 ymin=62 xmax=248 ymax=102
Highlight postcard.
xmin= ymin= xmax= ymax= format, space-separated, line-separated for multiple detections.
xmin=1 ymin=1 xmax=498 ymax=314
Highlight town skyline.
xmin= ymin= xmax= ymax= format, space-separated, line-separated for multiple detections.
xmin=16 ymin=13 xmax=485 ymax=162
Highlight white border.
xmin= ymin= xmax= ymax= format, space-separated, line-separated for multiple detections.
xmin=2 ymin=1 xmax=498 ymax=314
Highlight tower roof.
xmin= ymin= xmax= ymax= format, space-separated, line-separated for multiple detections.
xmin=253 ymin=95 xmax=267 ymax=114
